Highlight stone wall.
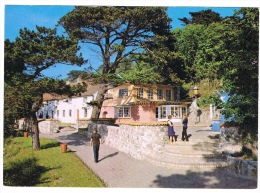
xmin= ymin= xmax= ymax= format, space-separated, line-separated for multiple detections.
xmin=77 ymin=120 xmax=91 ymax=129
xmin=226 ymin=156 xmax=257 ymax=180
xmin=220 ymin=124 xmax=258 ymax=180
xmin=188 ymin=108 xmax=211 ymax=126
xmin=219 ymin=126 xmax=242 ymax=155
xmin=18 ymin=118 xmax=31 ymax=130
xmin=38 ymin=120 xmax=59 ymax=134
xmin=82 ymin=123 xmax=168 ymax=159
xmin=80 ymin=123 xmax=108 ymax=143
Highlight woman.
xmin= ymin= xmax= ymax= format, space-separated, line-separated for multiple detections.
xmin=167 ymin=115 xmax=175 ymax=143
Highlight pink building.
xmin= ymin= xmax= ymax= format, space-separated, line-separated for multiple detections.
xmin=100 ymin=83 xmax=190 ymax=124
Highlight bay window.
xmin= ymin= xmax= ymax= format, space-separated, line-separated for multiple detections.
xmin=156 ymin=105 xmax=187 ymax=119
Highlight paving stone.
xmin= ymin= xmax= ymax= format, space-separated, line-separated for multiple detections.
xmin=40 ymin=129 xmax=257 ymax=188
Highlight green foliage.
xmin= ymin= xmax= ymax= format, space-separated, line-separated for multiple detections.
xmin=173 ymin=25 xmax=206 ymax=83
xmin=118 ymin=61 xmax=163 ymax=85
xmin=87 ymin=100 xmax=102 ymax=107
xmin=4 ymin=137 xmax=106 ymax=187
xmin=174 ymin=8 xmax=258 ymax=142
xmin=174 ymin=22 xmax=229 ymax=84
xmin=58 ymin=6 xmax=173 ymax=118
xmin=179 ymin=9 xmax=223 ymax=26
xmin=220 ymin=8 xmax=259 ymax=140
xmin=66 ymin=70 xmax=87 ymax=81
xmin=4 ymin=26 xmax=85 ymax=146
xmin=197 ymin=94 xmax=223 ymax=108
xmin=5 ymin=26 xmax=84 ymax=81
xmin=58 ymin=6 xmax=172 ymax=75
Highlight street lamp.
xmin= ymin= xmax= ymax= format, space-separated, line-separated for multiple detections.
xmin=193 ymin=86 xmax=199 ymax=124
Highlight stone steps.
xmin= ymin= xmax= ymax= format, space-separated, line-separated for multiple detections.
xmin=59 ymin=126 xmax=77 ymax=132
xmin=144 ymin=131 xmax=229 ymax=169
xmin=144 ymin=154 xmax=228 ymax=169
xmin=163 ymin=144 xmax=222 ymax=158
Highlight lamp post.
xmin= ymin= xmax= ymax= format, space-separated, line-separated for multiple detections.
xmin=193 ymin=86 xmax=199 ymax=124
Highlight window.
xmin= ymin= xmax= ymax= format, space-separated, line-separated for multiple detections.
xmin=182 ymin=107 xmax=187 ymax=117
xmin=69 ymin=110 xmax=72 ymax=117
xmin=156 ymin=105 xmax=187 ymax=119
xmin=117 ymin=106 xmax=131 ymax=118
xmin=157 ymin=89 xmax=163 ymax=100
xmin=171 ymin=106 xmax=187 ymax=118
xmin=137 ymin=88 xmax=144 ymax=99
xmin=63 ymin=110 xmax=65 ymax=117
xmin=148 ymin=89 xmax=154 ymax=99
xmin=171 ymin=107 xmax=179 ymax=118
xmin=119 ymin=88 xmax=128 ymax=98
xmin=156 ymin=106 xmax=167 ymax=119
xmin=84 ymin=108 xmax=88 ymax=117
xmin=57 ymin=110 xmax=59 ymax=117
xmin=166 ymin=90 xmax=172 ymax=101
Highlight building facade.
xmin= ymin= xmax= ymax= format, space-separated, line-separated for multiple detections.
xmin=37 ymin=82 xmax=100 ymax=124
xmin=100 ymin=83 xmax=190 ymax=123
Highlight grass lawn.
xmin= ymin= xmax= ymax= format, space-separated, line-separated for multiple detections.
xmin=3 ymin=137 xmax=106 ymax=187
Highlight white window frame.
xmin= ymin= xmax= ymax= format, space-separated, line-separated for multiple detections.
xmin=148 ymin=89 xmax=154 ymax=100
xmin=156 ymin=106 xmax=167 ymax=119
xmin=137 ymin=88 xmax=144 ymax=99
xmin=116 ymin=106 xmax=131 ymax=118
xmin=166 ymin=90 xmax=172 ymax=101
xmin=119 ymin=88 xmax=128 ymax=98
xmin=157 ymin=89 xmax=164 ymax=100
xmin=156 ymin=105 xmax=187 ymax=119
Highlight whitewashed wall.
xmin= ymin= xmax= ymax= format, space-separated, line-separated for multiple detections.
xmin=38 ymin=95 xmax=95 ymax=123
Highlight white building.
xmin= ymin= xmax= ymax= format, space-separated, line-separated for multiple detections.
xmin=37 ymin=82 xmax=101 ymax=124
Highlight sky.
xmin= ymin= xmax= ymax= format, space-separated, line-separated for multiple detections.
xmin=2 ymin=2 xmax=257 ymax=79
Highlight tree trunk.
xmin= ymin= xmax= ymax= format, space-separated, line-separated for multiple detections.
xmin=30 ymin=111 xmax=41 ymax=150
xmin=91 ymin=84 xmax=108 ymax=119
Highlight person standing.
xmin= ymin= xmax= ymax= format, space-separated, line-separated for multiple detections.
xmin=182 ymin=114 xmax=189 ymax=141
xmin=90 ymin=127 xmax=102 ymax=163
xmin=167 ymin=115 xmax=175 ymax=143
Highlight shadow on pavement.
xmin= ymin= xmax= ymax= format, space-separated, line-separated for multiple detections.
xmin=151 ymin=169 xmax=257 ymax=189
xmin=99 ymin=152 xmax=119 ymax=162
xmin=55 ymin=132 xmax=89 ymax=146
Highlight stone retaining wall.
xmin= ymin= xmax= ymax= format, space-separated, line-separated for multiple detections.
xmin=81 ymin=123 xmax=168 ymax=159
xmin=77 ymin=120 xmax=91 ymax=129
xmin=80 ymin=122 xmax=258 ymax=180
xmin=220 ymin=124 xmax=258 ymax=180
xmin=226 ymin=156 xmax=257 ymax=180
xmin=219 ymin=126 xmax=242 ymax=155
xmin=38 ymin=120 xmax=59 ymax=134
xmin=188 ymin=108 xmax=211 ymax=126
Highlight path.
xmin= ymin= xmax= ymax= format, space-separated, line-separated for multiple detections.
xmin=40 ymin=128 xmax=257 ymax=188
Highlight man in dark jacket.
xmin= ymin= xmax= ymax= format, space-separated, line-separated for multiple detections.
xmin=182 ymin=114 xmax=189 ymax=141
xmin=90 ymin=127 xmax=102 ymax=163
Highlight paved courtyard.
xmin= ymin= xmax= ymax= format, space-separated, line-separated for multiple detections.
xmin=40 ymin=129 xmax=257 ymax=189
